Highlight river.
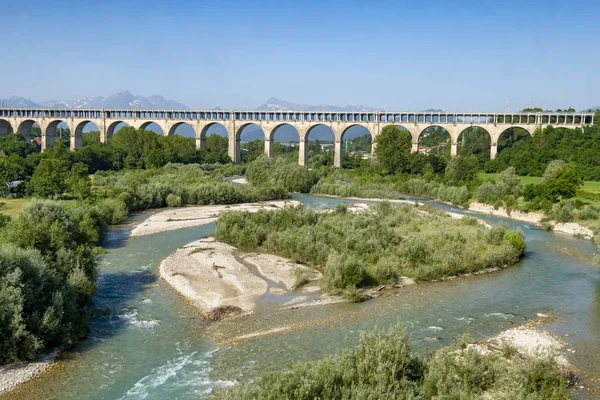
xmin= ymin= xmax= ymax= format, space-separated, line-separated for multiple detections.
xmin=3 ymin=194 xmax=600 ymax=399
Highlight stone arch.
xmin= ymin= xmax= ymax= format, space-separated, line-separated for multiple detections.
xmin=166 ymin=122 xmax=196 ymax=137
xmin=457 ymin=126 xmax=492 ymax=160
xmin=268 ymin=123 xmax=300 ymax=142
xmin=43 ymin=119 xmax=70 ymax=150
xmin=0 ymin=119 xmax=13 ymax=136
xmin=496 ymin=126 xmax=534 ymax=155
xmin=268 ymin=123 xmax=301 ymax=159
xmin=509 ymin=125 xmax=536 ymax=136
xmin=376 ymin=123 xmax=416 ymax=154
xmin=106 ymin=121 xmax=130 ymax=139
xmin=339 ymin=123 xmax=373 ymax=141
xmin=417 ymin=125 xmax=451 ymax=155
xmin=16 ymin=119 xmax=38 ymax=142
xmin=340 ymin=124 xmax=373 ymax=162
xmin=199 ymin=122 xmax=231 ymax=160
xmin=305 ymin=123 xmax=338 ymax=167
xmin=305 ymin=123 xmax=336 ymax=142
xmin=73 ymin=120 xmax=100 ymax=150
xmin=137 ymin=121 xmax=164 ymax=134
xmin=234 ymin=123 xmax=266 ymax=163
xmin=235 ymin=122 xmax=265 ymax=141
xmin=200 ymin=122 xmax=229 ymax=139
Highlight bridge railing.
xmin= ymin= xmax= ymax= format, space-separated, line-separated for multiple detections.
xmin=0 ymin=108 xmax=594 ymax=125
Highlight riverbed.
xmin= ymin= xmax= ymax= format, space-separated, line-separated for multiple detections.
xmin=3 ymin=194 xmax=600 ymax=399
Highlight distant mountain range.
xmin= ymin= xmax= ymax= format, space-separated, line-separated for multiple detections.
xmin=0 ymin=91 xmax=188 ymax=110
xmin=0 ymin=92 xmax=380 ymax=112
xmin=257 ymin=97 xmax=382 ymax=112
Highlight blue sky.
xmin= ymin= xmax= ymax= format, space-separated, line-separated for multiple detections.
xmin=1 ymin=0 xmax=598 ymax=111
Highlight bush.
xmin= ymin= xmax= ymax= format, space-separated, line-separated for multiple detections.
xmin=577 ymin=205 xmax=600 ymax=220
xmin=0 ymin=200 xmax=102 ymax=364
xmin=549 ymin=200 xmax=575 ymax=223
xmin=224 ymin=324 xmax=570 ymax=400
xmin=93 ymin=164 xmax=288 ymax=212
xmin=246 ymin=155 xmax=317 ymax=193
xmin=166 ymin=193 xmax=182 ymax=207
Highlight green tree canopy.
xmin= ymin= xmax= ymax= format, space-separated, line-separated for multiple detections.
xmin=28 ymin=158 xmax=69 ymax=198
xmin=545 ymin=163 xmax=582 ymax=199
xmin=444 ymin=155 xmax=479 ymax=185
xmin=374 ymin=125 xmax=412 ymax=175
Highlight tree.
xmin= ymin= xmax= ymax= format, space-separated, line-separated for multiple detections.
xmin=374 ymin=125 xmax=412 ymax=175
xmin=542 ymin=160 xmax=565 ymax=182
xmin=66 ymin=162 xmax=91 ymax=200
xmin=0 ymin=156 xmax=17 ymax=194
xmin=594 ymin=110 xmax=600 ymax=127
xmin=445 ymin=155 xmax=479 ymax=185
xmin=545 ymin=163 xmax=582 ymax=199
xmin=28 ymin=158 xmax=68 ymax=198
xmin=497 ymin=167 xmax=521 ymax=195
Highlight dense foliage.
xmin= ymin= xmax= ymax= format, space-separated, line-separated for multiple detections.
xmin=489 ymin=125 xmax=600 ymax=180
xmin=0 ymin=200 xmax=120 ymax=364
xmin=93 ymin=163 xmax=287 ymax=212
xmin=215 ymin=202 xmax=525 ymax=297
xmin=225 ymin=324 xmax=570 ymax=400
xmin=245 ymin=155 xmax=318 ymax=193
xmin=374 ymin=125 xmax=412 ymax=174
xmin=0 ymin=128 xmax=232 ymax=187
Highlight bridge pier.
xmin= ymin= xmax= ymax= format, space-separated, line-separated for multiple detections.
xmin=299 ymin=139 xmax=308 ymax=167
xmin=490 ymin=143 xmax=498 ymax=160
xmin=229 ymin=136 xmax=241 ymax=164
xmin=334 ymin=140 xmax=343 ymax=168
xmin=41 ymin=133 xmax=55 ymax=151
xmin=264 ymin=139 xmax=273 ymax=158
xmin=411 ymin=141 xmax=419 ymax=153
xmin=451 ymin=142 xmax=458 ymax=157
xmin=196 ymin=137 xmax=205 ymax=150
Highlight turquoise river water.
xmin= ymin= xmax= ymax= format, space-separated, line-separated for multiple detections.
xmin=3 ymin=194 xmax=600 ymax=399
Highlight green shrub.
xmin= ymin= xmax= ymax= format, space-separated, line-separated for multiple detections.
xmin=549 ymin=200 xmax=575 ymax=223
xmin=0 ymin=200 xmax=102 ymax=364
xmin=577 ymin=205 xmax=600 ymax=220
xmin=166 ymin=193 xmax=182 ymax=207
xmin=246 ymin=155 xmax=317 ymax=193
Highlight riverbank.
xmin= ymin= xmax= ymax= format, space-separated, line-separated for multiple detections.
xmin=468 ymin=201 xmax=594 ymax=239
xmin=0 ymin=350 xmax=59 ymax=395
xmin=130 ymin=200 xmax=300 ymax=237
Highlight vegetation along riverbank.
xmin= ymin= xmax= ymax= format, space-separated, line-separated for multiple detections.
xmin=223 ymin=322 xmax=575 ymax=399
xmin=214 ymin=202 xmax=525 ymax=300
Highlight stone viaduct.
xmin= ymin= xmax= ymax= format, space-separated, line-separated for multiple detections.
xmin=0 ymin=108 xmax=594 ymax=167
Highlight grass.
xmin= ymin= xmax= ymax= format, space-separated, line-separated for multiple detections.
xmin=0 ymin=198 xmax=31 ymax=216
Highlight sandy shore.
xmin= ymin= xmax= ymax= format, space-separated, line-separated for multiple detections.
xmin=468 ymin=201 xmax=594 ymax=239
xmin=131 ymin=200 xmax=300 ymax=237
xmin=470 ymin=324 xmax=571 ymax=373
xmin=160 ymin=238 xmax=325 ymax=320
xmin=0 ymin=349 xmax=59 ymax=395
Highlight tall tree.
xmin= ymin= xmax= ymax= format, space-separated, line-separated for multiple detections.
xmin=374 ymin=125 xmax=412 ymax=174
xmin=28 ymin=159 xmax=69 ymax=198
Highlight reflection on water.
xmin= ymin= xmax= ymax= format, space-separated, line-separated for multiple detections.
xmin=3 ymin=195 xmax=600 ymax=399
